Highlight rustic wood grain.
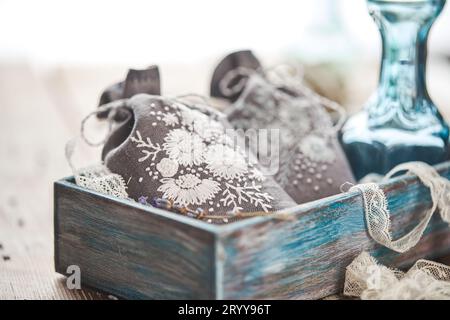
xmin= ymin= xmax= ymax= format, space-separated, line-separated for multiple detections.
xmin=54 ymin=162 xmax=450 ymax=300
xmin=218 ymin=162 xmax=450 ymax=299
xmin=0 ymin=62 xmax=109 ymax=299
xmin=55 ymin=179 xmax=217 ymax=299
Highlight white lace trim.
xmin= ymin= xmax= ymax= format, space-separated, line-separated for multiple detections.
xmin=75 ymin=164 xmax=129 ymax=199
xmin=65 ymin=137 xmax=129 ymax=199
xmin=344 ymin=251 xmax=450 ymax=300
xmin=344 ymin=162 xmax=450 ymax=299
xmin=350 ymin=162 xmax=450 ymax=253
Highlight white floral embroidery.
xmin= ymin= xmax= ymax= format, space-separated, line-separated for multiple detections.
xmin=180 ymin=106 xmax=223 ymax=139
xmin=162 ymin=113 xmax=179 ymax=127
xmin=158 ymin=174 xmax=220 ymax=206
xmin=221 ymin=181 xmax=273 ymax=213
xmin=215 ymin=132 xmax=234 ymax=146
xmin=299 ymin=134 xmax=336 ymax=163
xmin=248 ymin=168 xmax=265 ymax=182
xmin=131 ymin=130 xmax=162 ymax=162
xmin=163 ymin=128 xmax=205 ymax=166
xmin=128 ymin=99 xmax=274 ymax=214
xmin=194 ymin=119 xmax=224 ymax=140
xmin=180 ymin=107 xmax=204 ymax=128
xmin=156 ymin=158 xmax=178 ymax=177
xmin=204 ymin=144 xmax=247 ymax=179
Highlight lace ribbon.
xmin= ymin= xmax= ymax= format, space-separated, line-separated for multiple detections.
xmin=344 ymin=251 xmax=450 ymax=299
xmin=349 ymin=161 xmax=450 ymax=253
xmin=344 ymin=162 xmax=450 ymax=299
xmin=65 ymin=100 xmax=130 ymax=199
xmin=65 ymin=138 xmax=128 ymax=199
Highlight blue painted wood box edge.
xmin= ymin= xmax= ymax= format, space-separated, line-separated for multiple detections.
xmin=54 ymin=161 xmax=450 ymax=299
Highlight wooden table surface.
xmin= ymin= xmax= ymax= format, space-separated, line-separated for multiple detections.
xmin=0 ymin=63 xmax=113 ymax=299
xmin=1 ymin=58 xmax=450 ymax=300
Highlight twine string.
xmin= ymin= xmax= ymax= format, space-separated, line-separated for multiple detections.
xmin=218 ymin=64 xmax=347 ymax=133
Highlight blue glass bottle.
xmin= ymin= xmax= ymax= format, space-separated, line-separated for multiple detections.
xmin=341 ymin=0 xmax=449 ymax=180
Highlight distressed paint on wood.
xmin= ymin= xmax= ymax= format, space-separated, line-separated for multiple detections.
xmin=54 ymin=181 xmax=216 ymax=299
xmin=218 ymin=162 xmax=450 ymax=299
xmin=54 ymin=162 xmax=450 ymax=300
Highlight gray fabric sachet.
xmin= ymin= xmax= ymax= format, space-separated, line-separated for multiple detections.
xmin=98 ymin=66 xmax=161 ymax=121
xmin=101 ymin=94 xmax=297 ymax=223
xmin=211 ymin=51 xmax=355 ymax=204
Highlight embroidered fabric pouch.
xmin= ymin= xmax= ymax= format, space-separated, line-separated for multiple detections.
xmin=211 ymin=52 xmax=355 ymax=203
xmin=98 ymin=66 xmax=162 ymax=159
xmin=101 ymin=94 xmax=296 ymax=223
xmin=99 ymin=66 xmax=161 ymax=107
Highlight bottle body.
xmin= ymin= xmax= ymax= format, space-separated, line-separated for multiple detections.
xmin=341 ymin=0 xmax=449 ymax=180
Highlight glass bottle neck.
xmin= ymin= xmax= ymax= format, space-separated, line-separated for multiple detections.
xmin=366 ymin=0 xmax=445 ymax=129
xmin=378 ymin=18 xmax=428 ymax=100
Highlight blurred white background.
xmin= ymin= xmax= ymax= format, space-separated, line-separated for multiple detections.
xmin=1 ymin=0 xmax=449 ymax=65
xmin=1 ymin=0 xmax=450 ymax=110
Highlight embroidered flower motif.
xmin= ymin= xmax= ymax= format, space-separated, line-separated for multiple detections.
xmin=162 ymin=113 xmax=179 ymax=127
xmin=125 ymin=99 xmax=274 ymax=214
xmin=248 ymin=168 xmax=265 ymax=182
xmin=194 ymin=119 xmax=224 ymax=140
xmin=156 ymin=158 xmax=179 ymax=177
xmin=221 ymin=181 xmax=273 ymax=213
xmin=131 ymin=130 xmax=162 ymax=162
xmin=204 ymin=144 xmax=248 ymax=179
xmin=299 ymin=134 xmax=336 ymax=163
xmin=180 ymin=106 xmax=222 ymax=139
xmin=180 ymin=107 xmax=206 ymax=128
xmin=163 ymin=128 xmax=205 ymax=166
xmin=158 ymin=174 xmax=220 ymax=206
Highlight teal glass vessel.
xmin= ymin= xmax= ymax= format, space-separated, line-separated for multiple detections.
xmin=341 ymin=0 xmax=449 ymax=180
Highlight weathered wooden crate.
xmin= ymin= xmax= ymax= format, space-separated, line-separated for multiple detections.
xmin=54 ymin=162 xmax=450 ymax=299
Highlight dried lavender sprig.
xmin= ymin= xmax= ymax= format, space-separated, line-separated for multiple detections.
xmin=149 ymin=197 xmax=292 ymax=221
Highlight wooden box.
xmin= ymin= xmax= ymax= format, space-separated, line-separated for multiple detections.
xmin=54 ymin=162 xmax=450 ymax=299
